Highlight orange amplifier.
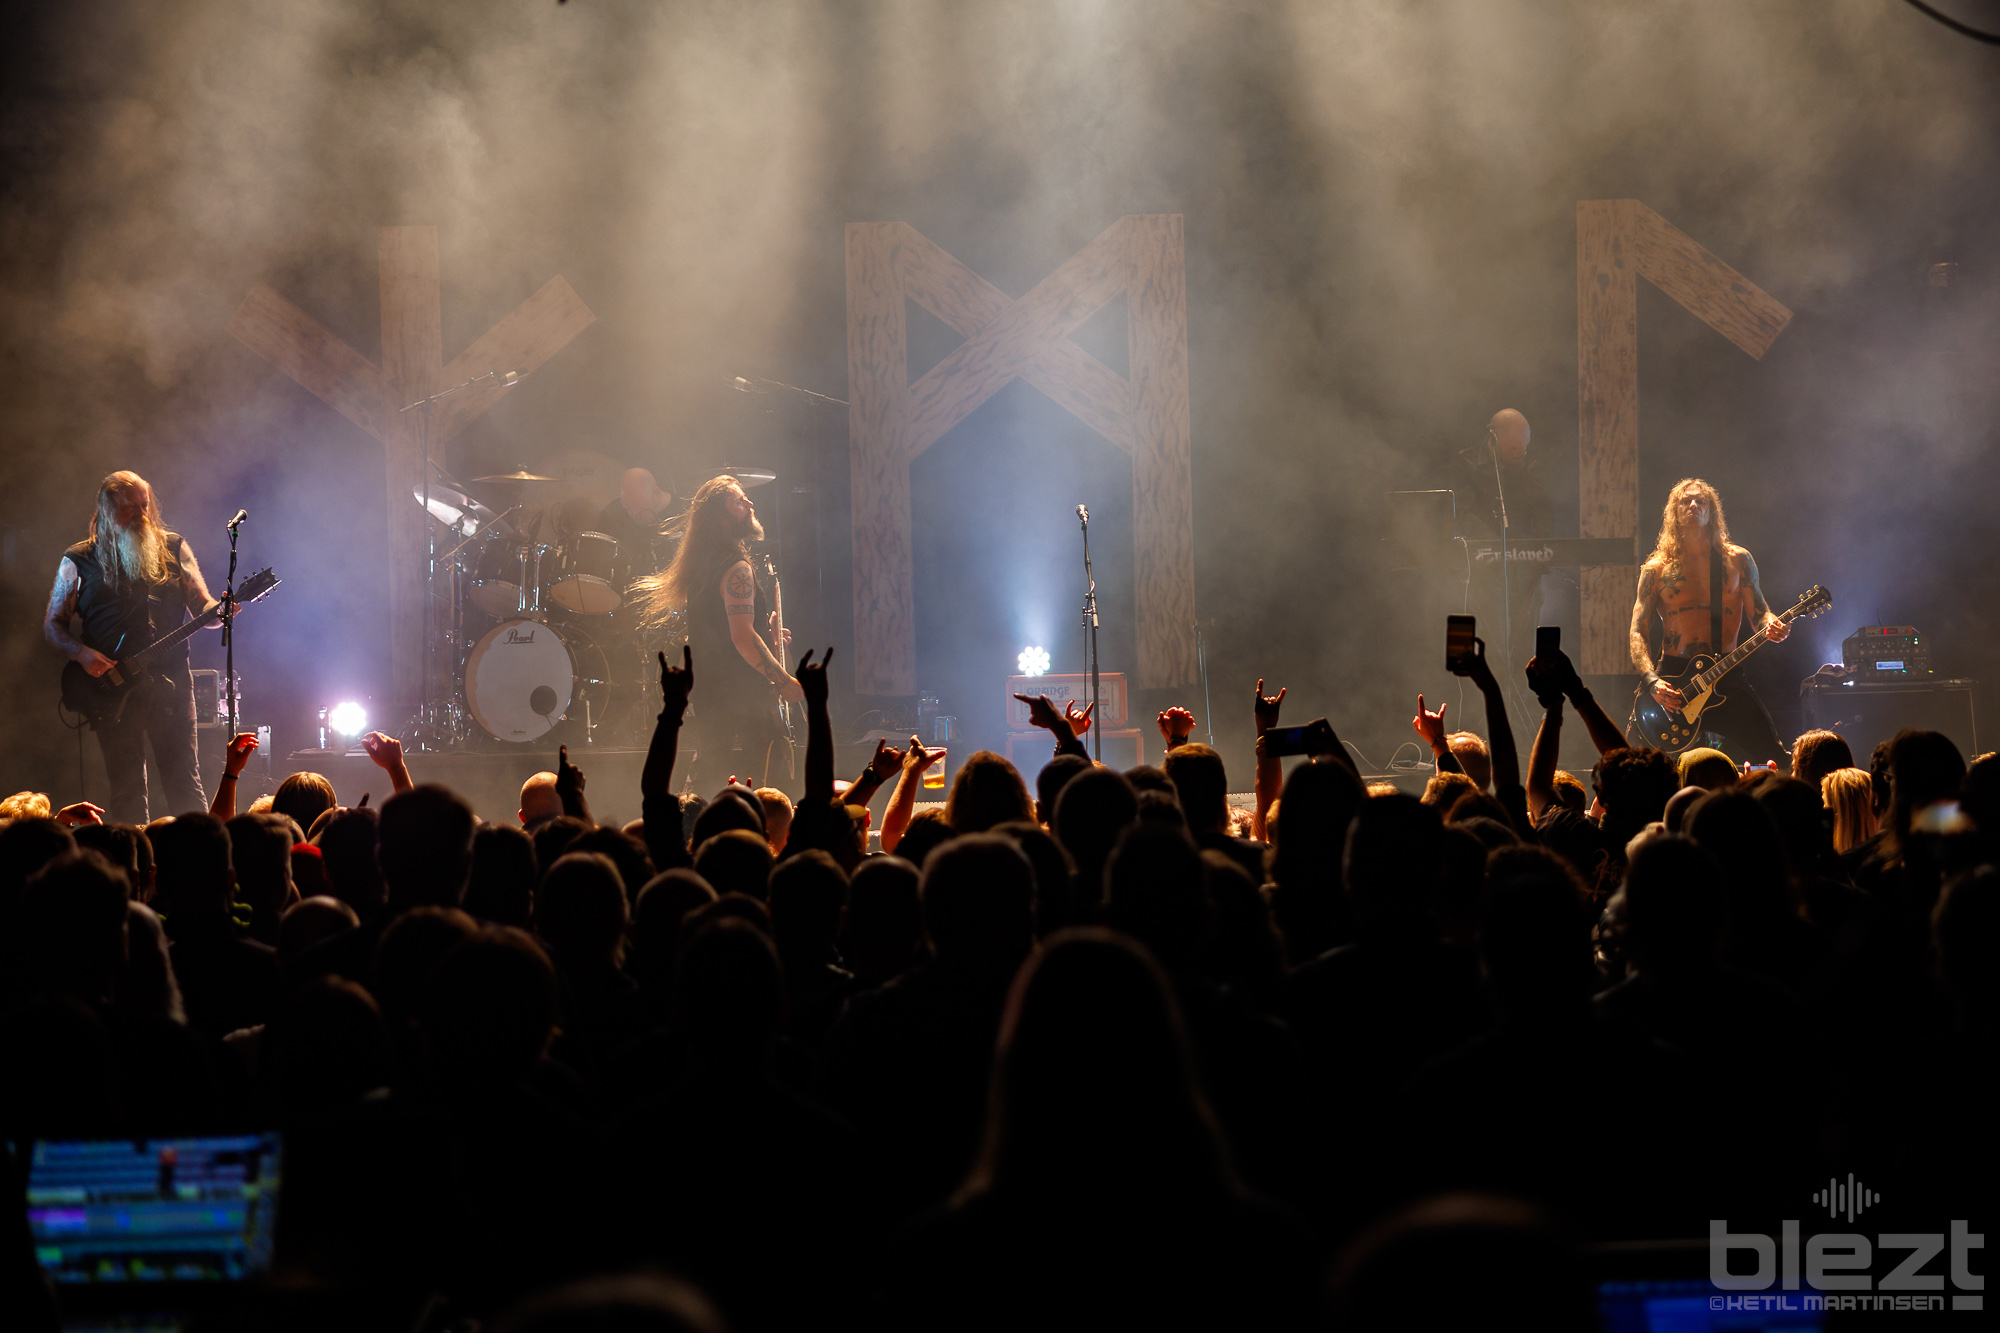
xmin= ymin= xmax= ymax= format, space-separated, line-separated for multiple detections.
xmin=1005 ymin=674 xmax=1128 ymax=729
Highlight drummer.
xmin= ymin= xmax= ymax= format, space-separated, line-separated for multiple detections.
xmin=593 ymin=468 xmax=677 ymax=575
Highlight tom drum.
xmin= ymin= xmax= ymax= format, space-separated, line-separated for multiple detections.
xmin=549 ymin=530 xmax=623 ymax=614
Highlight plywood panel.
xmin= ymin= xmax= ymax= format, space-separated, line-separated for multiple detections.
xmin=844 ymin=216 xmax=1194 ymax=694
xmin=230 ymin=228 xmax=593 ymax=711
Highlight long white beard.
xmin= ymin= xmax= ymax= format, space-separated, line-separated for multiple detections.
xmin=109 ymin=518 xmax=169 ymax=589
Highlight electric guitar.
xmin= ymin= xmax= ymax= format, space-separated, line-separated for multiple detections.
xmin=1630 ymin=584 xmax=1831 ymax=753
xmin=60 ymin=568 xmax=281 ymax=726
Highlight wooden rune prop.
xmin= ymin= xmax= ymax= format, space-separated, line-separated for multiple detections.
xmin=228 ymin=227 xmax=595 ymax=706
xmin=845 ymin=215 xmax=1194 ymax=695
xmin=1575 ymin=200 xmax=1791 ymax=674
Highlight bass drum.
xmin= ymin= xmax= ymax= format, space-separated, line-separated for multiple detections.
xmin=464 ymin=619 xmax=609 ymax=743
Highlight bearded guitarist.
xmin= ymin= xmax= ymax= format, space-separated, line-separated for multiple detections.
xmin=45 ymin=471 xmax=223 ymax=821
xmin=1628 ymin=478 xmax=1790 ymax=765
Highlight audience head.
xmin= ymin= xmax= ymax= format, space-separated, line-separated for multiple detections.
xmin=0 ymin=790 xmax=52 ymax=819
xmin=1663 ymin=784 xmax=1704 ymax=834
xmin=1200 ymin=851 xmax=1285 ymax=995
xmin=1868 ymin=739 xmax=1894 ymax=817
xmin=692 ymin=828 xmax=775 ymax=900
xmin=754 ymin=787 xmax=794 ymax=855
xmin=1821 ymin=767 xmax=1878 ymax=854
xmin=891 ymin=808 xmax=955 ymax=870
xmin=18 ymin=851 xmax=130 ymax=1003
xmin=843 ymin=855 xmax=922 ymax=985
xmin=531 ymin=815 xmax=592 ymax=877
xmin=517 ymin=771 xmax=562 ymax=827
xmin=316 ymin=805 xmax=383 ymax=915
xmin=991 ymin=820 xmax=1074 ymax=936
xmin=1754 ymin=776 xmax=1838 ymax=880
xmin=1421 ymin=770 xmax=1476 ymax=811
xmin=420 ymin=927 xmax=558 ymax=1091
xmin=1035 ymin=754 xmax=1092 ymax=825
xmin=272 ymin=771 xmax=338 ymax=835
xmin=768 ymin=849 xmax=848 ymax=960
xmin=674 ymin=917 xmax=782 ymax=1062
xmin=118 ymin=902 xmax=183 ymax=1024
xmin=1332 ymin=1195 xmax=1591 ymax=1333
xmin=1445 ymin=731 xmax=1492 ymax=791
xmin=464 ymin=823 xmax=538 ymax=928
xmin=693 ymin=787 xmax=767 ymax=847
xmin=371 ymin=905 xmax=479 ymax=1032
xmin=1123 ymin=765 xmax=1175 ymax=798
xmin=536 ymin=852 xmax=630 ymax=965
xmin=944 ymin=751 xmax=1034 ymax=834
xmin=71 ymin=822 xmax=151 ymax=901
xmin=1687 ymin=787 xmax=1797 ymax=930
xmin=1550 ymin=769 xmax=1588 ymax=815
xmin=1344 ymin=795 xmax=1444 ymax=938
xmin=148 ymin=813 xmax=232 ymax=916
xmin=565 ymin=826 xmax=654 ymax=905
xmin=377 ymin=785 xmax=476 ymax=909
xmin=226 ymin=811 xmax=297 ymax=916
xmin=1162 ymin=744 xmax=1232 ymax=835
xmin=1887 ymin=728 xmax=1968 ymax=858
xmin=1617 ymin=834 xmax=1724 ymax=972
xmin=1271 ymin=759 xmax=1366 ymax=889
xmin=1481 ymin=858 xmax=1595 ymax=1016
xmin=1050 ymin=767 xmax=1138 ymax=907
xmin=1105 ymin=823 xmax=1209 ymax=976
xmin=1593 ymin=747 xmax=1681 ymax=846
xmin=628 ymin=869 xmax=717 ymax=989
xmin=967 ymin=928 xmax=1230 ymax=1201
xmin=490 ymin=1272 xmax=726 ymax=1333
xmin=1134 ymin=788 xmax=1188 ymax=829
xmin=920 ymin=834 xmax=1034 ymax=971
xmin=1790 ymin=729 xmax=1855 ymax=787
xmin=272 ymin=977 xmax=387 ymax=1120
xmin=1677 ymin=747 xmax=1737 ymax=792
xmin=279 ymin=896 xmax=359 ymax=972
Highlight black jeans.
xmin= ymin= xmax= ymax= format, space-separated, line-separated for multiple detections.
xmin=96 ymin=672 xmax=206 ymax=822
xmin=688 ymin=675 xmax=788 ymax=798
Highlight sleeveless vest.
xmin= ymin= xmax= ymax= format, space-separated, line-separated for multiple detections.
xmin=63 ymin=532 xmax=190 ymax=670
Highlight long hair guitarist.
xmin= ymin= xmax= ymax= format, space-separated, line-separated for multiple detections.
xmin=45 ymin=471 xmax=222 ymax=820
xmin=1627 ymin=478 xmax=1791 ymax=764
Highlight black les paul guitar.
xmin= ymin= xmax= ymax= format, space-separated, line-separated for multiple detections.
xmin=1630 ymin=584 xmax=1832 ymax=753
xmin=60 ymin=568 xmax=281 ymax=726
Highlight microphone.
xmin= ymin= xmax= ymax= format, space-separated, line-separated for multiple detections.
xmin=226 ymin=509 xmax=249 ymax=530
xmin=1076 ymin=504 xmax=1089 ymax=523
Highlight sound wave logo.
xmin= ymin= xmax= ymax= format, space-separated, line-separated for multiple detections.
xmin=1813 ymin=1174 xmax=1879 ymax=1223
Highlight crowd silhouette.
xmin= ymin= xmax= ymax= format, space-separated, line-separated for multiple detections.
xmin=4 ymin=636 xmax=1993 ymax=1331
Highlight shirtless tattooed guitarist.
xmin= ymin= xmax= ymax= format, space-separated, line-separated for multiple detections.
xmin=1628 ymin=478 xmax=1790 ymax=764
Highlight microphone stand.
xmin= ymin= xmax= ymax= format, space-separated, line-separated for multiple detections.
xmin=1078 ymin=506 xmax=1101 ymax=762
xmin=223 ymin=515 xmax=243 ymax=739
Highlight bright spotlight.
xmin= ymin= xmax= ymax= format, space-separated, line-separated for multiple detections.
xmin=325 ymin=701 xmax=367 ymax=737
xmin=1017 ymin=646 xmax=1051 ymax=677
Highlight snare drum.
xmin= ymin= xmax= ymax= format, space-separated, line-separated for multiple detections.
xmin=464 ymin=619 xmax=609 ymax=743
xmin=468 ymin=537 xmax=557 ymax=619
xmin=549 ymin=531 xmax=623 ymax=614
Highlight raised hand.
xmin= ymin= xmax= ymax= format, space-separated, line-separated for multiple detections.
xmin=796 ymin=649 xmax=833 ymax=707
xmin=79 ymin=646 xmax=117 ymax=678
xmin=1525 ymin=647 xmax=1581 ymax=709
xmin=1012 ymin=693 xmax=1072 ymax=737
xmin=1412 ymin=694 xmax=1449 ymax=748
xmin=360 ymin=731 xmax=403 ymax=772
xmin=55 ymin=801 xmax=106 ymax=828
xmin=557 ymin=744 xmax=587 ymax=799
xmin=1448 ymin=634 xmax=1494 ymax=685
xmin=1065 ymin=701 xmax=1096 ymax=737
xmin=865 ymin=737 xmax=905 ymax=782
xmin=1157 ymin=706 xmax=1195 ymax=747
xmin=902 ymin=734 xmax=942 ymax=777
xmin=1254 ymin=679 xmax=1286 ymax=735
xmin=223 ymin=731 xmax=260 ymax=778
xmin=659 ymin=644 xmax=694 ymax=714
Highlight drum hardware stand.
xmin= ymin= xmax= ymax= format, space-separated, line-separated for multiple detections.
xmin=398 ymin=369 xmax=521 ymax=751
xmin=1077 ymin=503 xmax=1101 ymax=763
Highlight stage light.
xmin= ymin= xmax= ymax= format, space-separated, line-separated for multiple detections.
xmin=1018 ymin=646 xmax=1050 ymax=677
xmin=318 ymin=700 xmax=367 ymax=748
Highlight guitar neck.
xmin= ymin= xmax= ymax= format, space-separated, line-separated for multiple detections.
xmin=1692 ymin=605 xmax=1799 ymax=691
xmin=123 ymin=608 xmax=213 ymax=670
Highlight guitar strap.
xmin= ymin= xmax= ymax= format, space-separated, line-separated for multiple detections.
xmin=1709 ymin=536 xmax=1724 ymax=661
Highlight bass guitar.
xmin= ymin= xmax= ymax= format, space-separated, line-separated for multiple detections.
xmin=1630 ymin=584 xmax=1832 ymax=753
xmin=60 ymin=568 xmax=281 ymax=726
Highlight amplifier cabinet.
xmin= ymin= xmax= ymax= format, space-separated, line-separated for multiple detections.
xmin=1799 ymin=678 xmax=1979 ymax=760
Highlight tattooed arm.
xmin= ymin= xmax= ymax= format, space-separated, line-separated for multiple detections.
xmin=723 ymin=561 xmax=803 ymax=702
xmin=46 ymin=559 xmax=114 ymax=674
xmin=1630 ymin=563 xmax=1684 ymax=711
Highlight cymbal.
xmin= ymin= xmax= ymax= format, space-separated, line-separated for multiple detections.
xmin=721 ymin=465 xmax=777 ymax=488
xmin=414 ymin=482 xmax=510 ymax=536
xmin=471 ymin=469 xmax=559 ymax=483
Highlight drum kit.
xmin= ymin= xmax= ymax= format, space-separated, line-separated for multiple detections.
xmin=409 ymin=456 xmax=745 ymax=750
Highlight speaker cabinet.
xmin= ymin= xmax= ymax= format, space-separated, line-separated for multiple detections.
xmin=1800 ymin=679 xmax=1979 ymax=760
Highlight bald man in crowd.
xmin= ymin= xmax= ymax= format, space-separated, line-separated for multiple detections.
xmin=519 ymin=771 xmax=562 ymax=828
